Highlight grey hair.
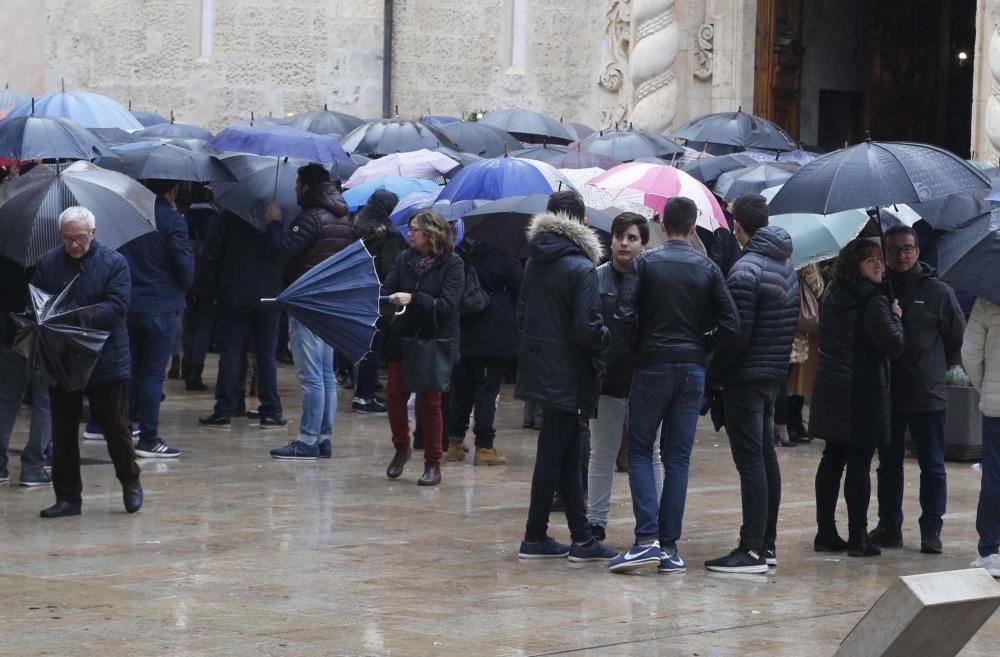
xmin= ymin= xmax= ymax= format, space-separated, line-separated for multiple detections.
xmin=58 ymin=206 xmax=96 ymax=230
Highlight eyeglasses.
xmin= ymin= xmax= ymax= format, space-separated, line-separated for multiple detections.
xmin=886 ymin=245 xmax=917 ymax=256
xmin=61 ymin=233 xmax=93 ymax=246
xmin=408 ymin=225 xmax=424 ymax=234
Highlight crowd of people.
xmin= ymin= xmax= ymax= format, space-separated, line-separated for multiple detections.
xmin=0 ymin=162 xmax=998 ymax=577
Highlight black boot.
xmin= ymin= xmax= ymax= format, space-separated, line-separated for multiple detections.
xmin=814 ymin=524 xmax=849 ymax=552
xmin=847 ymin=527 xmax=881 ymax=557
xmin=167 ymin=356 xmax=181 ymax=380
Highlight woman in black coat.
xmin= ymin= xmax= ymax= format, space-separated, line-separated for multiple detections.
xmin=809 ymin=238 xmax=905 ymax=557
xmin=382 ymin=210 xmax=465 ymax=486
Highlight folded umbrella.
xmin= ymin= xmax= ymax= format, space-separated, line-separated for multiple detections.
xmin=340 ymin=119 xmax=459 ymax=157
xmin=713 ymin=162 xmax=799 ymax=201
xmin=0 ymin=161 xmax=155 ymax=267
xmin=577 ymin=127 xmax=685 ymax=160
xmin=0 ymin=115 xmax=116 ymax=161
xmin=6 ymin=91 xmax=143 ymax=130
xmin=11 ymin=278 xmax=111 ymax=391
xmin=936 ymin=209 xmax=1000 ymax=305
xmin=283 ymin=106 xmax=365 ymax=136
xmin=670 ymin=109 xmax=796 ymax=152
xmin=478 ymin=108 xmax=574 ymax=144
xmin=436 ymin=122 xmax=522 ymax=158
xmin=104 ymin=142 xmax=236 ymax=183
xmin=343 ymin=176 xmax=441 ymax=212
xmin=436 ymin=156 xmax=574 ymax=203
xmin=269 ymin=241 xmax=381 ymax=363
xmin=345 ymin=149 xmax=459 ymax=187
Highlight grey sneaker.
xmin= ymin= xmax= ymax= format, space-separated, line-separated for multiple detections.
xmin=19 ymin=469 xmax=52 ymax=487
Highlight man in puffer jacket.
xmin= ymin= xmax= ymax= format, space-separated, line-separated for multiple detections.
xmin=964 ymin=297 xmax=1000 ymax=576
xmin=263 ymin=163 xmax=350 ymax=460
xmin=706 ymin=194 xmax=800 ymax=574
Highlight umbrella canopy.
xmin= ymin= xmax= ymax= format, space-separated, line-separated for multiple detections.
xmin=0 ymin=160 xmax=156 ymax=266
xmin=0 ymin=115 xmax=116 ymax=161
xmin=916 ymin=190 xmax=991 ymax=230
xmin=282 ymin=106 xmax=365 ymax=136
xmin=210 ymin=124 xmax=351 ymax=163
xmin=563 ymin=122 xmax=596 ymax=142
xmin=670 ymin=109 xmax=796 ymax=152
xmin=588 ymin=162 xmax=728 ymax=231
xmin=90 ymin=127 xmax=145 ymax=148
xmin=0 ymin=84 xmax=28 ymax=112
xmin=936 ymin=209 xmax=1000 ymax=305
xmin=462 ymin=193 xmax=613 ymax=257
xmin=436 ymin=156 xmax=574 ymax=203
xmin=128 ymin=106 xmax=168 ymax=128
xmin=544 ymin=150 xmax=622 ymax=170
xmin=344 ymin=149 xmax=458 ymax=187
xmin=577 ymin=127 xmax=685 ymax=160
xmin=389 ymin=190 xmax=445 ymax=226
xmin=681 ymin=153 xmax=758 ymax=185
xmin=743 ymin=148 xmax=820 ymax=165
xmin=768 ymin=140 xmax=992 ymax=216
xmin=560 ymin=167 xmax=655 ymax=219
xmin=421 ymin=115 xmax=462 ymax=126
xmin=104 ymin=142 xmax=236 ymax=183
xmin=437 ymin=121 xmax=522 ymax=158
xmin=510 ymin=144 xmax=571 ymax=162
xmin=713 ymin=162 xmax=799 ymax=201
xmin=761 ymin=184 xmax=868 ymax=269
xmin=478 ymin=109 xmax=574 ymax=144
xmin=272 ymin=240 xmax=381 ymax=363
xmin=343 ymin=176 xmax=441 ymax=212
xmin=211 ymin=154 xmax=318 ymax=231
xmin=397 ymin=200 xmax=480 ymax=241
xmin=12 ymin=279 xmax=112 ymax=391
xmin=340 ymin=119 xmax=459 ymax=157
xmin=6 ymin=92 xmax=143 ymax=130
xmin=135 ymin=118 xmax=214 ymax=141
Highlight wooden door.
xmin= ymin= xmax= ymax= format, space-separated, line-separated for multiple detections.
xmin=754 ymin=0 xmax=805 ymax=140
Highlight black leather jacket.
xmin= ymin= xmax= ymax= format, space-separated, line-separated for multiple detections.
xmin=597 ymin=263 xmax=634 ymax=398
xmin=615 ymin=239 xmax=740 ymax=367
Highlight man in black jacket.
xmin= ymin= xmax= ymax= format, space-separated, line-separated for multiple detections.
xmin=515 ymin=191 xmax=617 ymax=562
xmin=870 ymin=225 xmax=966 ymax=554
xmin=706 ymin=194 xmax=799 ymax=574
xmin=263 ymin=163 xmax=350 ymax=460
xmin=611 ymin=198 xmax=740 ymax=574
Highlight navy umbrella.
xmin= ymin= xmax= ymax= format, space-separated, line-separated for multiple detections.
xmin=0 ymin=115 xmax=116 ymax=161
xmin=936 ymin=209 xmax=1000 ymax=305
xmin=283 ymin=106 xmax=365 ymax=136
xmin=681 ymin=153 xmax=758 ymax=185
xmin=578 ymin=127 xmax=685 ymax=160
xmin=11 ymin=278 xmax=111 ymax=391
xmin=127 ymin=101 xmax=168 ymax=127
xmin=544 ymin=149 xmax=622 ymax=170
xmin=713 ymin=162 xmax=799 ymax=201
xmin=421 ymin=115 xmax=462 ymax=126
xmin=268 ymin=240 xmax=381 ymax=363
xmin=135 ymin=114 xmax=214 ymax=141
xmin=768 ymin=140 xmax=992 ymax=216
xmin=478 ymin=108 xmax=574 ymax=144
xmin=340 ymin=119 xmax=459 ymax=158
xmin=211 ymin=154 xmax=314 ymax=231
xmin=210 ymin=124 xmax=350 ymax=163
xmin=911 ymin=190 xmax=991 ymax=231
xmin=0 ymin=161 xmax=156 ymax=267
xmin=671 ymin=109 xmax=796 ymax=152
xmin=510 ymin=144 xmax=571 ymax=162
xmin=90 ymin=127 xmax=145 ymax=148
xmin=104 ymin=142 xmax=236 ymax=183
xmin=437 ymin=121 xmax=522 ymax=158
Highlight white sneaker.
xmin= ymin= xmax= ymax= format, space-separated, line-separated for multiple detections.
xmin=971 ymin=554 xmax=1000 ymax=577
xmin=82 ymin=430 xmax=103 ymax=441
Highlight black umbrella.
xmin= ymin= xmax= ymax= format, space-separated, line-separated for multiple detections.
xmin=478 ymin=108 xmax=575 ymax=144
xmin=283 ymin=106 xmax=365 ymax=136
xmin=103 ymin=142 xmax=236 ymax=183
xmin=671 ymin=109 xmax=797 ymax=152
xmin=90 ymin=127 xmax=146 ymax=148
xmin=510 ymin=144 xmax=570 ymax=162
xmin=713 ymin=162 xmax=799 ymax=201
xmin=0 ymin=160 xmax=156 ymax=267
xmin=563 ymin=122 xmax=596 ymax=142
xmin=340 ymin=119 xmax=459 ymax=158
xmin=768 ymin=140 xmax=991 ymax=216
xmin=0 ymin=115 xmax=116 ymax=161
xmin=211 ymin=154 xmax=317 ymax=231
xmin=936 ymin=209 xmax=1000 ymax=305
xmin=127 ymin=101 xmax=168 ymax=128
xmin=578 ymin=127 xmax=685 ymax=160
xmin=11 ymin=278 xmax=111 ymax=391
xmin=462 ymin=193 xmax=612 ymax=257
xmin=681 ymin=153 xmax=758 ymax=185
xmin=544 ymin=150 xmax=622 ymax=170
xmin=910 ymin=190 xmax=991 ymax=231
xmin=134 ymin=114 xmax=214 ymax=141
xmin=437 ymin=121 xmax=522 ymax=157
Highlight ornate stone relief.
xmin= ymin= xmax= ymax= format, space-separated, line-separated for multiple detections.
xmin=598 ymin=0 xmax=632 ymax=127
xmin=987 ymin=8 xmax=1000 ymax=160
xmin=629 ymin=0 xmax=679 ymax=133
xmin=693 ymin=23 xmax=714 ymax=81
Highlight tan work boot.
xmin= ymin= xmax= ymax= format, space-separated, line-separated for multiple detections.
xmin=446 ymin=442 xmax=467 ymax=462
xmin=474 ymin=447 xmax=508 ymax=466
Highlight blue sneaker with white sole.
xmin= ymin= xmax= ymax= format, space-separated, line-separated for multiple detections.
xmin=270 ymin=440 xmax=319 ymax=460
xmin=318 ymin=440 xmax=332 ymax=459
xmin=518 ymin=536 xmax=570 ymax=559
xmin=608 ymin=540 xmax=661 ymax=573
xmin=568 ymin=540 xmax=618 ymax=562
xmin=657 ymin=548 xmax=688 ymax=574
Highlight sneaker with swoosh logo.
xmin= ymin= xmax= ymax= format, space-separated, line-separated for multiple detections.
xmin=608 ymin=540 xmax=661 ymax=573
xmin=657 ymin=549 xmax=687 ymax=574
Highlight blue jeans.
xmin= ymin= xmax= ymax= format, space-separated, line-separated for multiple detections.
xmin=0 ymin=347 xmax=51 ymax=478
xmin=978 ymin=416 xmax=1000 ymax=557
xmin=627 ymin=362 xmax=705 ymax=548
xmin=128 ymin=312 xmax=179 ymax=443
xmin=214 ymin=307 xmax=282 ymax=417
xmin=288 ymin=318 xmax=335 ymax=445
xmin=876 ymin=410 xmax=947 ymax=534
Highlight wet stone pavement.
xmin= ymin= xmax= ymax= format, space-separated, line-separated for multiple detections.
xmin=0 ymin=363 xmax=997 ymax=656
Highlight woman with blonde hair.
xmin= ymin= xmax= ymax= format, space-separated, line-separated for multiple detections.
xmin=382 ymin=210 xmax=465 ymax=486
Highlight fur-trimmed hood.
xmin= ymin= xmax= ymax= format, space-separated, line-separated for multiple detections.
xmin=525 ymin=212 xmax=605 ymax=265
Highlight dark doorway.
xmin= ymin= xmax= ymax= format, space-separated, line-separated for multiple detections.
xmin=756 ymin=0 xmax=977 ymax=157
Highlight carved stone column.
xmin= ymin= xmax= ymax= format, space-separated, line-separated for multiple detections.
xmin=987 ymin=16 xmax=1000 ymax=160
xmin=629 ymin=0 xmax=680 ymax=133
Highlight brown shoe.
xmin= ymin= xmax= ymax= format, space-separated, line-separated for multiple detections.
xmin=417 ymin=465 xmax=441 ymax=486
xmin=474 ymin=447 xmax=508 ymax=466
xmin=446 ymin=442 xmax=467 ymax=462
xmin=386 ymin=447 xmax=411 ymax=479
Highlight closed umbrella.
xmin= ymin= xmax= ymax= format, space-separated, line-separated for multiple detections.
xmin=577 ymin=127 xmax=685 ymax=160
xmin=6 ymin=92 xmax=143 ymax=130
xmin=340 ymin=119 xmax=459 ymax=157
xmin=670 ymin=109 xmax=796 ymax=152
xmin=268 ymin=241 xmax=381 ymax=363
xmin=478 ymin=108 xmax=574 ymax=144
xmin=283 ymin=106 xmax=365 ymax=136
xmin=436 ymin=156 xmax=574 ymax=203
xmin=104 ymin=142 xmax=236 ymax=183
xmin=936 ymin=209 xmax=1000 ymax=305
xmin=713 ymin=162 xmax=799 ymax=201
xmin=342 ymin=176 xmax=441 ymax=212
xmin=0 ymin=115 xmax=116 ymax=161
xmin=0 ymin=161 xmax=156 ymax=266
xmin=437 ymin=121 xmax=522 ymax=157
xmin=344 ymin=149 xmax=458 ymax=187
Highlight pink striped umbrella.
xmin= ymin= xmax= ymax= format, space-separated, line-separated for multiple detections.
xmin=587 ymin=162 xmax=729 ymax=231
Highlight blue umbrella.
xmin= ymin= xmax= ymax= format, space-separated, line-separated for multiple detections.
xmin=282 ymin=106 xmax=365 ymax=136
xmin=421 ymin=115 xmax=462 ymax=126
xmin=388 ymin=190 xmax=440 ymax=226
xmin=6 ymin=92 xmax=143 ymax=130
xmin=396 ymin=200 xmax=481 ymax=242
xmin=209 ymin=123 xmax=350 ymax=163
xmin=343 ymin=176 xmax=440 ymax=211
xmin=127 ymin=101 xmax=168 ymax=127
xmin=270 ymin=241 xmax=381 ymax=363
xmin=135 ymin=114 xmax=214 ymax=141
xmin=435 ymin=156 xmax=563 ymax=203
xmin=937 ymin=209 xmax=1000 ymax=305
xmin=0 ymin=115 xmax=116 ymax=161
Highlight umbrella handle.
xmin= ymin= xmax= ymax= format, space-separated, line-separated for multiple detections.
xmin=378 ymin=296 xmax=407 ymax=315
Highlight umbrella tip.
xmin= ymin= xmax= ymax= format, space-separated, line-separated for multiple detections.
xmin=394 ymin=104 xmax=399 ymax=118
xmin=737 ymin=105 xmax=742 ymax=112
xmin=865 ymin=131 xmax=872 ymax=142
xmin=128 ymin=99 xmax=132 ymax=110
xmin=324 ymin=103 xmax=328 ymax=111
xmin=60 ymin=77 xmax=65 ymax=93
xmin=504 ymin=143 xmax=509 ymax=157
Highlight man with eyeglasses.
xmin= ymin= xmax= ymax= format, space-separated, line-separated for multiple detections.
xmin=870 ymin=225 xmax=966 ymax=554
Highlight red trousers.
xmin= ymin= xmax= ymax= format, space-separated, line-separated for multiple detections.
xmin=386 ymin=360 xmax=443 ymax=467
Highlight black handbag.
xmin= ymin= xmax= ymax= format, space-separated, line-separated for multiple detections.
xmin=399 ymin=300 xmax=453 ymax=392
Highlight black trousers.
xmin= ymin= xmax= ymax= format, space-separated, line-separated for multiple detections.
xmin=723 ymin=382 xmax=782 ymax=551
xmin=181 ymin=297 xmax=216 ymax=384
xmin=524 ymin=407 xmax=592 ymax=543
xmin=815 ymin=441 xmax=876 ymax=539
xmin=50 ymin=380 xmax=140 ymax=506
xmin=446 ymin=356 xmax=505 ymax=448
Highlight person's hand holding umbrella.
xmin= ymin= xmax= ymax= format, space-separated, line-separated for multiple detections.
xmin=265 ymin=201 xmax=282 ymax=224
xmin=387 ymin=292 xmax=412 ymax=306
